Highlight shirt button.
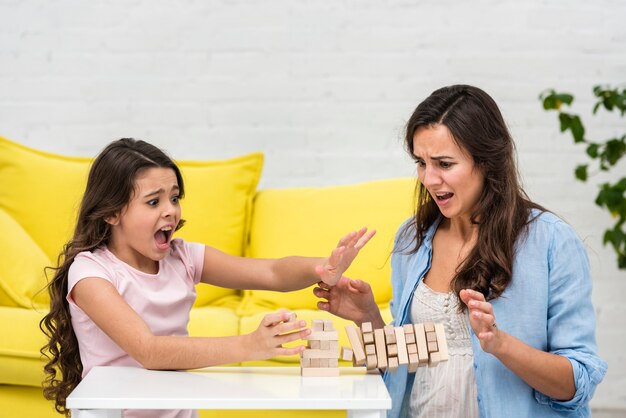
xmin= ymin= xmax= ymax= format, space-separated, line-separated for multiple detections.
xmin=473 ymin=364 xmax=477 ymax=369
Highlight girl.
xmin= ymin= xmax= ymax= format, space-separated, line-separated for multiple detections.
xmin=40 ymin=138 xmax=375 ymax=418
xmin=314 ymin=85 xmax=607 ymax=417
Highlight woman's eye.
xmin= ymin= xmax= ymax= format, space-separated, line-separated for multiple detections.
xmin=415 ymin=159 xmax=425 ymax=168
xmin=147 ymin=199 xmax=158 ymax=206
xmin=440 ymin=161 xmax=451 ymax=169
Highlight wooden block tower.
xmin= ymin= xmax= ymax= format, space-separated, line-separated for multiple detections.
xmin=300 ymin=319 xmax=340 ymax=376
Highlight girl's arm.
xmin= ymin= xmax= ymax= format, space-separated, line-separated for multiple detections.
xmin=71 ymin=277 xmax=310 ymax=370
xmin=460 ymin=289 xmax=575 ymax=401
xmin=200 ymin=228 xmax=375 ymax=291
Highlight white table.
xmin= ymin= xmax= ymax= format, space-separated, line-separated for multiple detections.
xmin=66 ymin=366 xmax=392 ymax=418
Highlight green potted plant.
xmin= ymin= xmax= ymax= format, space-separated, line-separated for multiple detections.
xmin=540 ymin=86 xmax=626 ymax=269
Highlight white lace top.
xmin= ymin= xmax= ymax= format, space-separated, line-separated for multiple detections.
xmin=408 ymin=281 xmax=479 ymax=418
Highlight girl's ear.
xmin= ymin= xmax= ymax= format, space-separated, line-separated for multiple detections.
xmin=105 ymin=214 xmax=120 ymax=226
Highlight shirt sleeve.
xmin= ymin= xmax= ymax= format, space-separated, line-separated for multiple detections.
xmin=534 ymin=220 xmax=608 ymax=411
xmin=170 ymin=239 xmax=205 ymax=284
xmin=67 ymin=251 xmax=114 ymax=306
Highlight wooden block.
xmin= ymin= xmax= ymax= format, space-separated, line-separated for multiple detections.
xmin=309 ymin=340 xmax=320 ymax=349
xmin=366 ymin=354 xmax=378 ymax=370
xmin=345 ymin=326 xmax=366 ymax=366
xmin=319 ymin=358 xmax=329 ymax=367
xmin=341 ymin=346 xmax=354 ymax=362
xmin=301 ymin=367 xmax=339 ymax=377
xmin=434 ymin=323 xmax=449 ymax=362
xmin=387 ymin=344 xmax=398 ymax=357
xmin=312 ymin=320 xmax=324 ymax=332
xmin=427 ymin=341 xmax=438 ymax=353
xmin=426 ymin=331 xmax=437 ymax=342
xmin=301 ymin=357 xmax=311 ymax=368
xmin=302 ymin=349 xmax=340 ymax=359
xmin=323 ymin=320 xmax=334 ymax=331
xmin=287 ymin=312 xmax=297 ymax=322
xmin=361 ymin=322 xmax=373 ymax=333
xmin=428 ymin=351 xmax=441 ymax=367
xmin=394 ymin=327 xmax=409 ymax=365
xmin=408 ymin=353 xmax=419 ymax=373
xmin=329 ymin=358 xmax=338 ymax=368
xmin=374 ymin=328 xmax=387 ymax=369
xmin=329 ymin=340 xmax=339 ymax=350
xmin=363 ymin=332 xmax=375 ymax=345
xmin=414 ymin=323 xmax=429 ymax=365
xmin=407 ymin=343 xmax=417 ymax=354
xmin=387 ymin=356 xmax=399 ymax=372
xmin=383 ymin=325 xmax=397 ymax=344
xmin=310 ymin=358 xmax=320 ymax=367
xmin=305 ymin=331 xmax=339 ymax=341
xmin=320 ymin=340 xmax=329 ymax=350
xmin=424 ymin=322 xmax=435 ymax=333
xmin=365 ymin=344 xmax=376 ymax=355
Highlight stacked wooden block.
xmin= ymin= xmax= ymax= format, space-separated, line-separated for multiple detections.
xmin=300 ymin=319 xmax=340 ymax=377
xmin=344 ymin=321 xmax=448 ymax=372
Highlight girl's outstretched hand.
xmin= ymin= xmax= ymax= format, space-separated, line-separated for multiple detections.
xmin=246 ymin=310 xmax=311 ymax=361
xmin=460 ymin=289 xmax=503 ymax=354
xmin=314 ymin=276 xmax=380 ymax=325
xmin=315 ymin=227 xmax=376 ymax=286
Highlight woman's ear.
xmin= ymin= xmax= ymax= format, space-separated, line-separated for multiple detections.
xmin=105 ymin=214 xmax=120 ymax=226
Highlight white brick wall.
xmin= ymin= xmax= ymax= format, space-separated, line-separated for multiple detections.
xmin=1 ymin=0 xmax=625 ymax=410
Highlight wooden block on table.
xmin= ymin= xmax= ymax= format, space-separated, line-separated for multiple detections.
xmin=310 ymin=358 xmax=320 ymax=367
xmin=374 ymin=328 xmax=388 ymax=369
xmin=407 ymin=343 xmax=417 ymax=354
xmin=394 ymin=326 xmax=409 ymax=365
xmin=301 ymin=357 xmax=311 ymax=368
xmin=426 ymin=331 xmax=437 ymax=342
xmin=321 ymin=340 xmax=329 ymax=350
xmin=341 ymin=346 xmax=354 ymax=362
xmin=301 ymin=367 xmax=339 ymax=377
xmin=366 ymin=354 xmax=378 ymax=370
xmin=329 ymin=358 xmax=338 ymax=368
xmin=427 ymin=341 xmax=438 ymax=353
xmin=305 ymin=331 xmax=339 ymax=340
xmin=383 ymin=325 xmax=397 ymax=344
xmin=345 ymin=325 xmax=366 ymax=366
xmin=323 ymin=320 xmax=334 ymax=331
xmin=365 ymin=344 xmax=376 ymax=355
xmin=361 ymin=322 xmax=373 ymax=333
xmin=414 ymin=323 xmax=429 ymax=365
xmin=434 ymin=323 xmax=449 ymax=362
xmin=319 ymin=358 xmax=329 ymax=367
xmin=312 ymin=319 xmax=324 ymax=332
xmin=424 ymin=322 xmax=435 ymax=333
xmin=309 ymin=340 xmax=320 ymax=349
xmin=302 ymin=349 xmax=340 ymax=359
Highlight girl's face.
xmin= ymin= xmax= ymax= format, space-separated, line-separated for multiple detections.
xmin=413 ymin=124 xmax=485 ymax=223
xmin=106 ymin=167 xmax=181 ymax=273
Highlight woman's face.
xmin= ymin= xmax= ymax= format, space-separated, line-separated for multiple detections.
xmin=412 ymin=124 xmax=485 ymax=222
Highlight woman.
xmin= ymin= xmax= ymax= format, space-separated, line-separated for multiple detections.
xmin=315 ymin=85 xmax=607 ymax=417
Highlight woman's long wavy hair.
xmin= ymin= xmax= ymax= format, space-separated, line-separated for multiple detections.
xmin=39 ymin=138 xmax=185 ymax=416
xmin=400 ymin=85 xmax=545 ymax=305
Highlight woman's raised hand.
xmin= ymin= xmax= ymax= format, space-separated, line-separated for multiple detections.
xmin=314 ymin=276 xmax=381 ymax=326
xmin=315 ymin=227 xmax=376 ymax=286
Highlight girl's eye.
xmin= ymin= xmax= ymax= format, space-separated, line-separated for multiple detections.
xmin=171 ymin=195 xmax=180 ymax=204
xmin=147 ymin=199 xmax=158 ymax=206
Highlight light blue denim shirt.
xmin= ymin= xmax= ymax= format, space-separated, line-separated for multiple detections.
xmin=384 ymin=210 xmax=607 ymax=418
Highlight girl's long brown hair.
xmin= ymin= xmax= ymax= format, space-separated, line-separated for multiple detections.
xmin=39 ymin=138 xmax=185 ymax=415
xmin=399 ymin=85 xmax=545 ymax=305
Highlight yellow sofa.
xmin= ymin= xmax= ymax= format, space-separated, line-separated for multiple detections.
xmin=0 ymin=136 xmax=415 ymax=417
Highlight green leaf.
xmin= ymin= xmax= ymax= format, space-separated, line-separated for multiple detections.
xmin=575 ymin=165 xmax=588 ymax=181
xmin=604 ymin=138 xmax=626 ymax=165
xmin=586 ymin=143 xmax=599 ymax=159
xmin=541 ymin=91 xmax=573 ymax=110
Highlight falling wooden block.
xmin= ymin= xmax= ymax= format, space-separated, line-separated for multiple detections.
xmin=426 ymin=331 xmax=437 ymax=342
xmin=414 ymin=323 xmax=429 ymax=365
xmin=407 ymin=343 xmax=417 ymax=354
xmin=408 ymin=353 xmax=419 ymax=373
xmin=365 ymin=344 xmax=376 ymax=355
xmin=361 ymin=322 xmax=373 ymax=333
xmin=366 ymin=354 xmax=378 ymax=370
xmin=341 ymin=346 xmax=354 ymax=362
xmin=434 ymin=323 xmax=449 ymax=362
xmin=394 ymin=327 xmax=409 ymax=366
xmin=428 ymin=351 xmax=441 ymax=367
xmin=387 ymin=356 xmax=399 ymax=372
xmin=424 ymin=322 xmax=435 ymax=333
xmin=374 ymin=328 xmax=387 ymax=369
xmin=345 ymin=326 xmax=366 ymax=366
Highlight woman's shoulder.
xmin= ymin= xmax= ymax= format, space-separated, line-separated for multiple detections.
xmin=525 ymin=209 xmax=582 ymax=247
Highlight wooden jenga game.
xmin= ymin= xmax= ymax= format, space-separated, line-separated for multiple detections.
xmin=345 ymin=321 xmax=448 ymax=372
xmin=300 ymin=319 xmax=340 ymax=376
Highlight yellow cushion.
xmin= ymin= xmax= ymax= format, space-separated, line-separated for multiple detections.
xmin=0 ymin=136 xmax=264 ymax=307
xmin=243 ymin=178 xmax=416 ymax=313
xmin=0 ymin=209 xmax=51 ymax=308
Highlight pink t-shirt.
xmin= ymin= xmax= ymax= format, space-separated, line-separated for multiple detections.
xmin=67 ymin=238 xmax=205 ymax=418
